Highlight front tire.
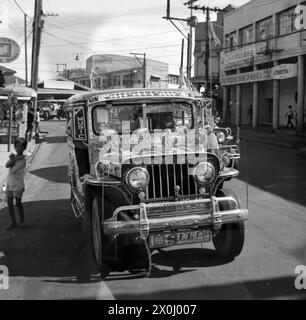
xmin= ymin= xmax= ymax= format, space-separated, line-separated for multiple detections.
xmin=213 ymin=189 xmax=245 ymax=260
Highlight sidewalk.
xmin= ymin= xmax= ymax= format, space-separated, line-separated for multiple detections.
xmin=232 ymin=126 xmax=306 ymax=152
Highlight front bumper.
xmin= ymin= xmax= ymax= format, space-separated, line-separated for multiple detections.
xmin=103 ymin=196 xmax=248 ymax=239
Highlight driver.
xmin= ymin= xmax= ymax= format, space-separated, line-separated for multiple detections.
xmin=164 ymin=114 xmax=176 ymax=130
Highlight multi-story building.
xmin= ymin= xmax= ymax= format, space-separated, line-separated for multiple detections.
xmin=74 ymin=54 xmax=171 ymax=90
xmin=220 ymin=0 xmax=306 ymax=133
xmin=193 ymin=5 xmax=235 ymax=94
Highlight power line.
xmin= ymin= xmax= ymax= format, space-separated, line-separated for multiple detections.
xmin=11 ymin=0 xmax=32 ymax=18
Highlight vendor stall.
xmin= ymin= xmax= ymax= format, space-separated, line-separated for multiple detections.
xmin=0 ymin=84 xmax=37 ymax=151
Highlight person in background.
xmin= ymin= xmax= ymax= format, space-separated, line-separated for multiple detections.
xmin=248 ymin=105 xmax=253 ymax=125
xmin=25 ymin=103 xmax=34 ymax=141
xmin=285 ymin=105 xmax=295 ymax=129
xmin=5 ymin=138 xmax=28 ymax=230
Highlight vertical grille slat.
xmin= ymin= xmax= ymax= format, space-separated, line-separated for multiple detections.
xmin=151 ymin=165 xmax=156 ymax=199
xmin=166 ymin=165 xmax=170 ymax=197
xmin=147 ymin=163 xmax=198 ymax=199
xmin=159 ymin=165 xmax=163 ymax=198
xmin=180 ymin=164 xmax=184 ymax=194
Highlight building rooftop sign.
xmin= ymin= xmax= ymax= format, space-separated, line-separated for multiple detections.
xmin=0 ymin=37 xmax=20 ymax=63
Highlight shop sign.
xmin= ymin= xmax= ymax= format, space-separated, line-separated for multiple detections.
xmin=272 ymin=64 xmax=297 ymax=80
xmin=222 ymin=45 xmax=256 ymax=69
xmin=0 ymin=37 xmax=20 ymax=63
xmin=221 ymin=64 xmax=297 ymax=85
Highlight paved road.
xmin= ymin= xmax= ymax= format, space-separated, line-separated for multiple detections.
xmin=0 ymin=121 xmax=305 ymax=300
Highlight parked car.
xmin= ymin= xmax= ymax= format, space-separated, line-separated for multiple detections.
xmin=38 ymin=100 xmax=66 ymax=121
xmin=64 ymin=88 xmax=248 ymax=278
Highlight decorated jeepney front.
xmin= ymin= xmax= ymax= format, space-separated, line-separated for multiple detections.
xmin=67 ymin=88 xmax=248 ymax=276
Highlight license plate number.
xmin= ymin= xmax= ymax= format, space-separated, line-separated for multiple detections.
xmin=149 ymin=229 xmax=212 ymax=249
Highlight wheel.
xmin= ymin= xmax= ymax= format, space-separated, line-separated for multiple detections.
xmin=212 ymin=189 xmax=245 ymax=260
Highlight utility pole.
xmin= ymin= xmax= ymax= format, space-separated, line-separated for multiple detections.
xmin=31 ymin=0 xmax=44 ymax=92
xmin=130 ymin=53 xmax=146 ymax=88
xmin=163 ymin=0 xmax=198 ymax=82
xmin=188 ymin=5 xmax=222 ymax=92
xmin=24 ymin=14 xmax=28 ymax=86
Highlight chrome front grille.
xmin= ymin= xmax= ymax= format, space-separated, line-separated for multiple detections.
xmin=146 ymin=164 xmax=198 ymax=199
xmin=145 ymin=155 xmax=220 ymax=200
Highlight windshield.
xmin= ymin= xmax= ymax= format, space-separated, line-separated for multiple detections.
xmin=92 ymin=102 xmax=194 ymax=135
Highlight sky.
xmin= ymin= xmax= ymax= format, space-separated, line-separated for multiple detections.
xmin=0 ymin=0 xmax=249 ymax=82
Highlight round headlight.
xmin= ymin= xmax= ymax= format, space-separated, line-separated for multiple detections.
xmin=126 ymin=167 xmax=150 ymax=190
xmin=221 ymin=153 xmax=232 ymax=168
xmin=216 ymin=132 xmax=226 ymax=144
xmin=194 ymin=162 xmax=216 ymax=185
xmin=95 ymin=160 xmax=110 ymax=179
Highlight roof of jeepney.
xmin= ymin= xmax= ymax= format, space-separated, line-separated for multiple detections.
xmin=63 ymin=88 xmax=199 ymax=111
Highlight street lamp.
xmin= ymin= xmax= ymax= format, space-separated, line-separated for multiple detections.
xmin=130 ymin=53 xmax=146 ymax=88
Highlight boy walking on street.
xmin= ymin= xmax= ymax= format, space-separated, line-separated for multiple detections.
xmin=5 ymin=138 xmax=28 ymax=231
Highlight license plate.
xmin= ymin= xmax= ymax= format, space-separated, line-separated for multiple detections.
xmin=149 ymin=229 xmax=212 ymax=249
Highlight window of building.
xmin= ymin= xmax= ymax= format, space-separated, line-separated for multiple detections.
xmin=240 ymin=25 xmax=254 ymax=45
xmin=112 ymin=74 xmax=120 ymax=87
xmin=278 ymin=7 xmax=295 ymax=36
xmin=122 ymin=74 xmax=132 ymax=87
xmin=256 ymin=16 xmax=273 ymax=40
xmin=225 ymin=31 xmax=237 ymax=50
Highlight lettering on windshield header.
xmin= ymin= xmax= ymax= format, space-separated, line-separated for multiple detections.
xmin=89 ymin=90 xmax=189 ymax=103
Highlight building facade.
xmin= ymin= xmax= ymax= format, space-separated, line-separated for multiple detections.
xmin=193 ymin=5 xmax=235 ymax=94
xmin=74 ymin=54 xmax=171 ymax=90
xmin=221 ymin=0 xmax=306 ymax=133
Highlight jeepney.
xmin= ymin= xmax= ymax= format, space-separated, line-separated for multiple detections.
xmin=64 ymin=88 xmax=248 ymax=277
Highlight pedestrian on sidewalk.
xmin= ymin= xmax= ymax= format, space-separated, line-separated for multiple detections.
xmin=285 ymin=105 xmax=295 ymax=129
xmin=25 ymin=101 xmax=35 ymax=141
xmin=5 ymin=138 xmax=28 ymax=231
xmin=248 ymin=105 xmax=253 ymax=125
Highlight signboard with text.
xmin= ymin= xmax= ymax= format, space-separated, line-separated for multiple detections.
xmin=73 ymin=106 xmax=88 ymax=141
xmin=221 ymin=64 xmax=297 ymax=85
xmin=0 ymin=37 xmax=20 ymax=63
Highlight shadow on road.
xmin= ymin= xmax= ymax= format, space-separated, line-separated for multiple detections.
xmin=114 ymin=275 xmax=306 ymax=300
xmin=30 ymin=166 xmax=69 ymax=184
xmin=238 ymin=140 xmax=306 ymax=207
xmin=43 ymin=136 xmax=67 ymax=144
xmin=151 ymin=248 xmax=232 ymax=270
xmin=0 ymin=199 xmax=99 ymax=283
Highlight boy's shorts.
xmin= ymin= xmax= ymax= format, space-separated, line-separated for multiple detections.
xmin=6 ymin=189 xmax=25 ymax=199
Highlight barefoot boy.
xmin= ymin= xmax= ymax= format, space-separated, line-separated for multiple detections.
xmin=5 ymin=138 xmax=28 ymax=230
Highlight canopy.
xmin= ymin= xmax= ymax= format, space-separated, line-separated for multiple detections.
xmin=0 ymin=83 xmax=37 ymax=98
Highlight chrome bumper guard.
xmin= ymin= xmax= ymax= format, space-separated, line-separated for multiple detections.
xmin=103 ymin=197 xmax=248 ymax=239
